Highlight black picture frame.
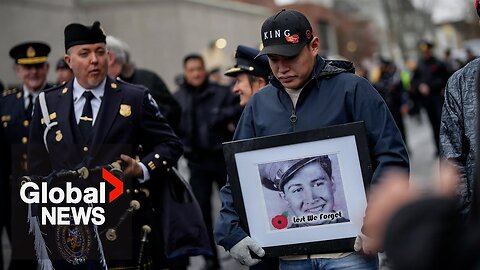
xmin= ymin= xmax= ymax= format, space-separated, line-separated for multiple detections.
xmin=223 ymin=121 xmax=372 ymax=257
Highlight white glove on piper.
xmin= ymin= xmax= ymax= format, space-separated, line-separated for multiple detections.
xmin=229 ymin=236 xmax=265 ymax=266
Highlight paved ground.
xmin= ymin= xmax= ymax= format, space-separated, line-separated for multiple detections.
xmin=1 ymin=112 xmax=438 ymax=270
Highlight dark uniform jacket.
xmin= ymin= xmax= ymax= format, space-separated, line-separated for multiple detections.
xmin=214 ymin=56 xmax=409 ymax=250
xmin=28 ymin=77 xmax=183 ymax=268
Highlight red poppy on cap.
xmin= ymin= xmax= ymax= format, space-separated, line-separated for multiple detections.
xmin=285 ymin=34 xmax=300 ymax=44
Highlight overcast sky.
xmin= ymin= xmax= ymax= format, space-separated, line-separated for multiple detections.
xmin=274 ymin=0 xmax=470 ymax=23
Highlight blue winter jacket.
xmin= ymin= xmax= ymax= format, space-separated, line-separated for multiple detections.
xmin=214 ymin=56 xmax=410 ymax=250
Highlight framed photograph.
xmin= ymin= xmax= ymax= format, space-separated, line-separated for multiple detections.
xmin=223 ymin=121 xmax=372 ymax=257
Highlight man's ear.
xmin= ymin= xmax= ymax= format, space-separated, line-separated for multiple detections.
xmin=258 ymin=78 xmax=267 ymax=88
xmin=279 ymin=192 xmax=287 ymax=203
xmin=64 ymin=54 xmax=72 ymax=69
xmin=309 ymin=37 xmax=320 ymax=55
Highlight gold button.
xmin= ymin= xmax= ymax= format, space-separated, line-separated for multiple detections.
xmin=154 ymin=154 xmax=160 ymax=159
xmin=23 ymin=120 xmax=29 ymax=127
xmin=62 ymin=87 xmax=68 ymax=94
xmin=22 ymin=137 xmax=28 ymax=144
xmin=83 ymin=146 xmax=88 ymax=152
xmin=111 ymin=83 xmax=117 ymax=89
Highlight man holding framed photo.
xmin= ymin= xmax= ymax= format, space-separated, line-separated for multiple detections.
xmin=214 ymin=9 xmax=409 ymax=269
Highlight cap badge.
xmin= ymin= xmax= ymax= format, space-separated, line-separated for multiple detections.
xmin=285 ymin=34 xmax=299 ymax=44
xmin=26 ymin=46 xmax=36 ymax=58
xmin=119 ymin=104 xmax=131 ymax=117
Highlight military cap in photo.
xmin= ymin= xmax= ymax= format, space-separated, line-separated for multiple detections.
xmin=257 ymin=9 xmax=313 ymax=57
xmin=260 ymin=156 xmax=332 ymax=192
xmin=64 ymin=21 xmax=106 ymax=52
xmin=9 ymin=42 xmax=50 ymax=65
xmin=225 ymin=45 xmax=271 ymax=80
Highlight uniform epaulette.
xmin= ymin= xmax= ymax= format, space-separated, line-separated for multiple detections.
xmin=2 ymin=88 xmax=18 ymax=97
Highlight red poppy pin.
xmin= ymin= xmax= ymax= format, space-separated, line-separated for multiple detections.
xmin=285 ymin=34 xmax=299 ymax=44
xmin=271 ymin=211 xmax=289 ymax=230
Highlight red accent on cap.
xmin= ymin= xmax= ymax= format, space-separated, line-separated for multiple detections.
xmin=285 ymin=34 xmax=300 ymax=44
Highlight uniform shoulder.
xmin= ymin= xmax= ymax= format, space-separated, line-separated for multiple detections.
xmin=1 ymin=87 xmax=19 ymax=97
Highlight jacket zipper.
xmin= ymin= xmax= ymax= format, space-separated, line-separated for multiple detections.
xmin=287 ymin=76 xmax=317 ymax=132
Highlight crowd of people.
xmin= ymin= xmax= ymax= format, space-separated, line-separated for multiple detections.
xmin=0 ymin=3 xmax=479 ymax=270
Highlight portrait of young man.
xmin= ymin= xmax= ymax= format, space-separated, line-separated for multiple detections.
xmin=260 ymin=155 xmax=349 ymax=229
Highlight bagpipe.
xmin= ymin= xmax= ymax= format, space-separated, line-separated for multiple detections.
xmin=20 ymin=162 xmax=211 ymax=269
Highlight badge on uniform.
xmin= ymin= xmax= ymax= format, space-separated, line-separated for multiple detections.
xmin=55 ymin=130 xmax=63 ymax=142
xmin=119 ymin=104 xmax=131 ymax=117
xmin=55 ymin=225 xmax=92 ymax=265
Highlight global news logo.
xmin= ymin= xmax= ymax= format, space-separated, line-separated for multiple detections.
xmin=20 ymin=168 xmax=124 ymax=226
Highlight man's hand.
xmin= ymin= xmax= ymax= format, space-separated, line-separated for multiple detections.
xmin=419 ymin=83 xmax=430 ymax=96
xmin=119 ymin=154 xmax=143 ymax=178
xmin=229 ymin=236 xmax=265 ymax=266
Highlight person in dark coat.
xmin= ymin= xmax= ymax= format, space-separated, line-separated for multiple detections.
xmin=27 ymin=21 xmax=183 ymax=269
xmin=374 ymin=59 xmax=409 ymax=145
xmin=174 ymin=53 xmax=242 ymax=270
xmin=411 ymin=41 xmax=449 ymax=155
xmin=0 ymin=41 xmax=53 ymax=270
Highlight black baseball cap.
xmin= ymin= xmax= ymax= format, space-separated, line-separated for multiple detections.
xmin=64 ymin=21 xmax=106 ymax=52
xmin=9 ymin=42 xmax=50 ymax=65
xmin=225 ymin=45 xmax=271 ymax=80
xmin=257 ymin=9 xmax=313 ymax=57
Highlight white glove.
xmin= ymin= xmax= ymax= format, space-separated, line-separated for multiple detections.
xmin=353 ymin=233 xmax=364 ymax=252
xmin=229 ymin=236 xmax=265 ymax=266
xmin=354 ymin=232 xmax=376 ymax=255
